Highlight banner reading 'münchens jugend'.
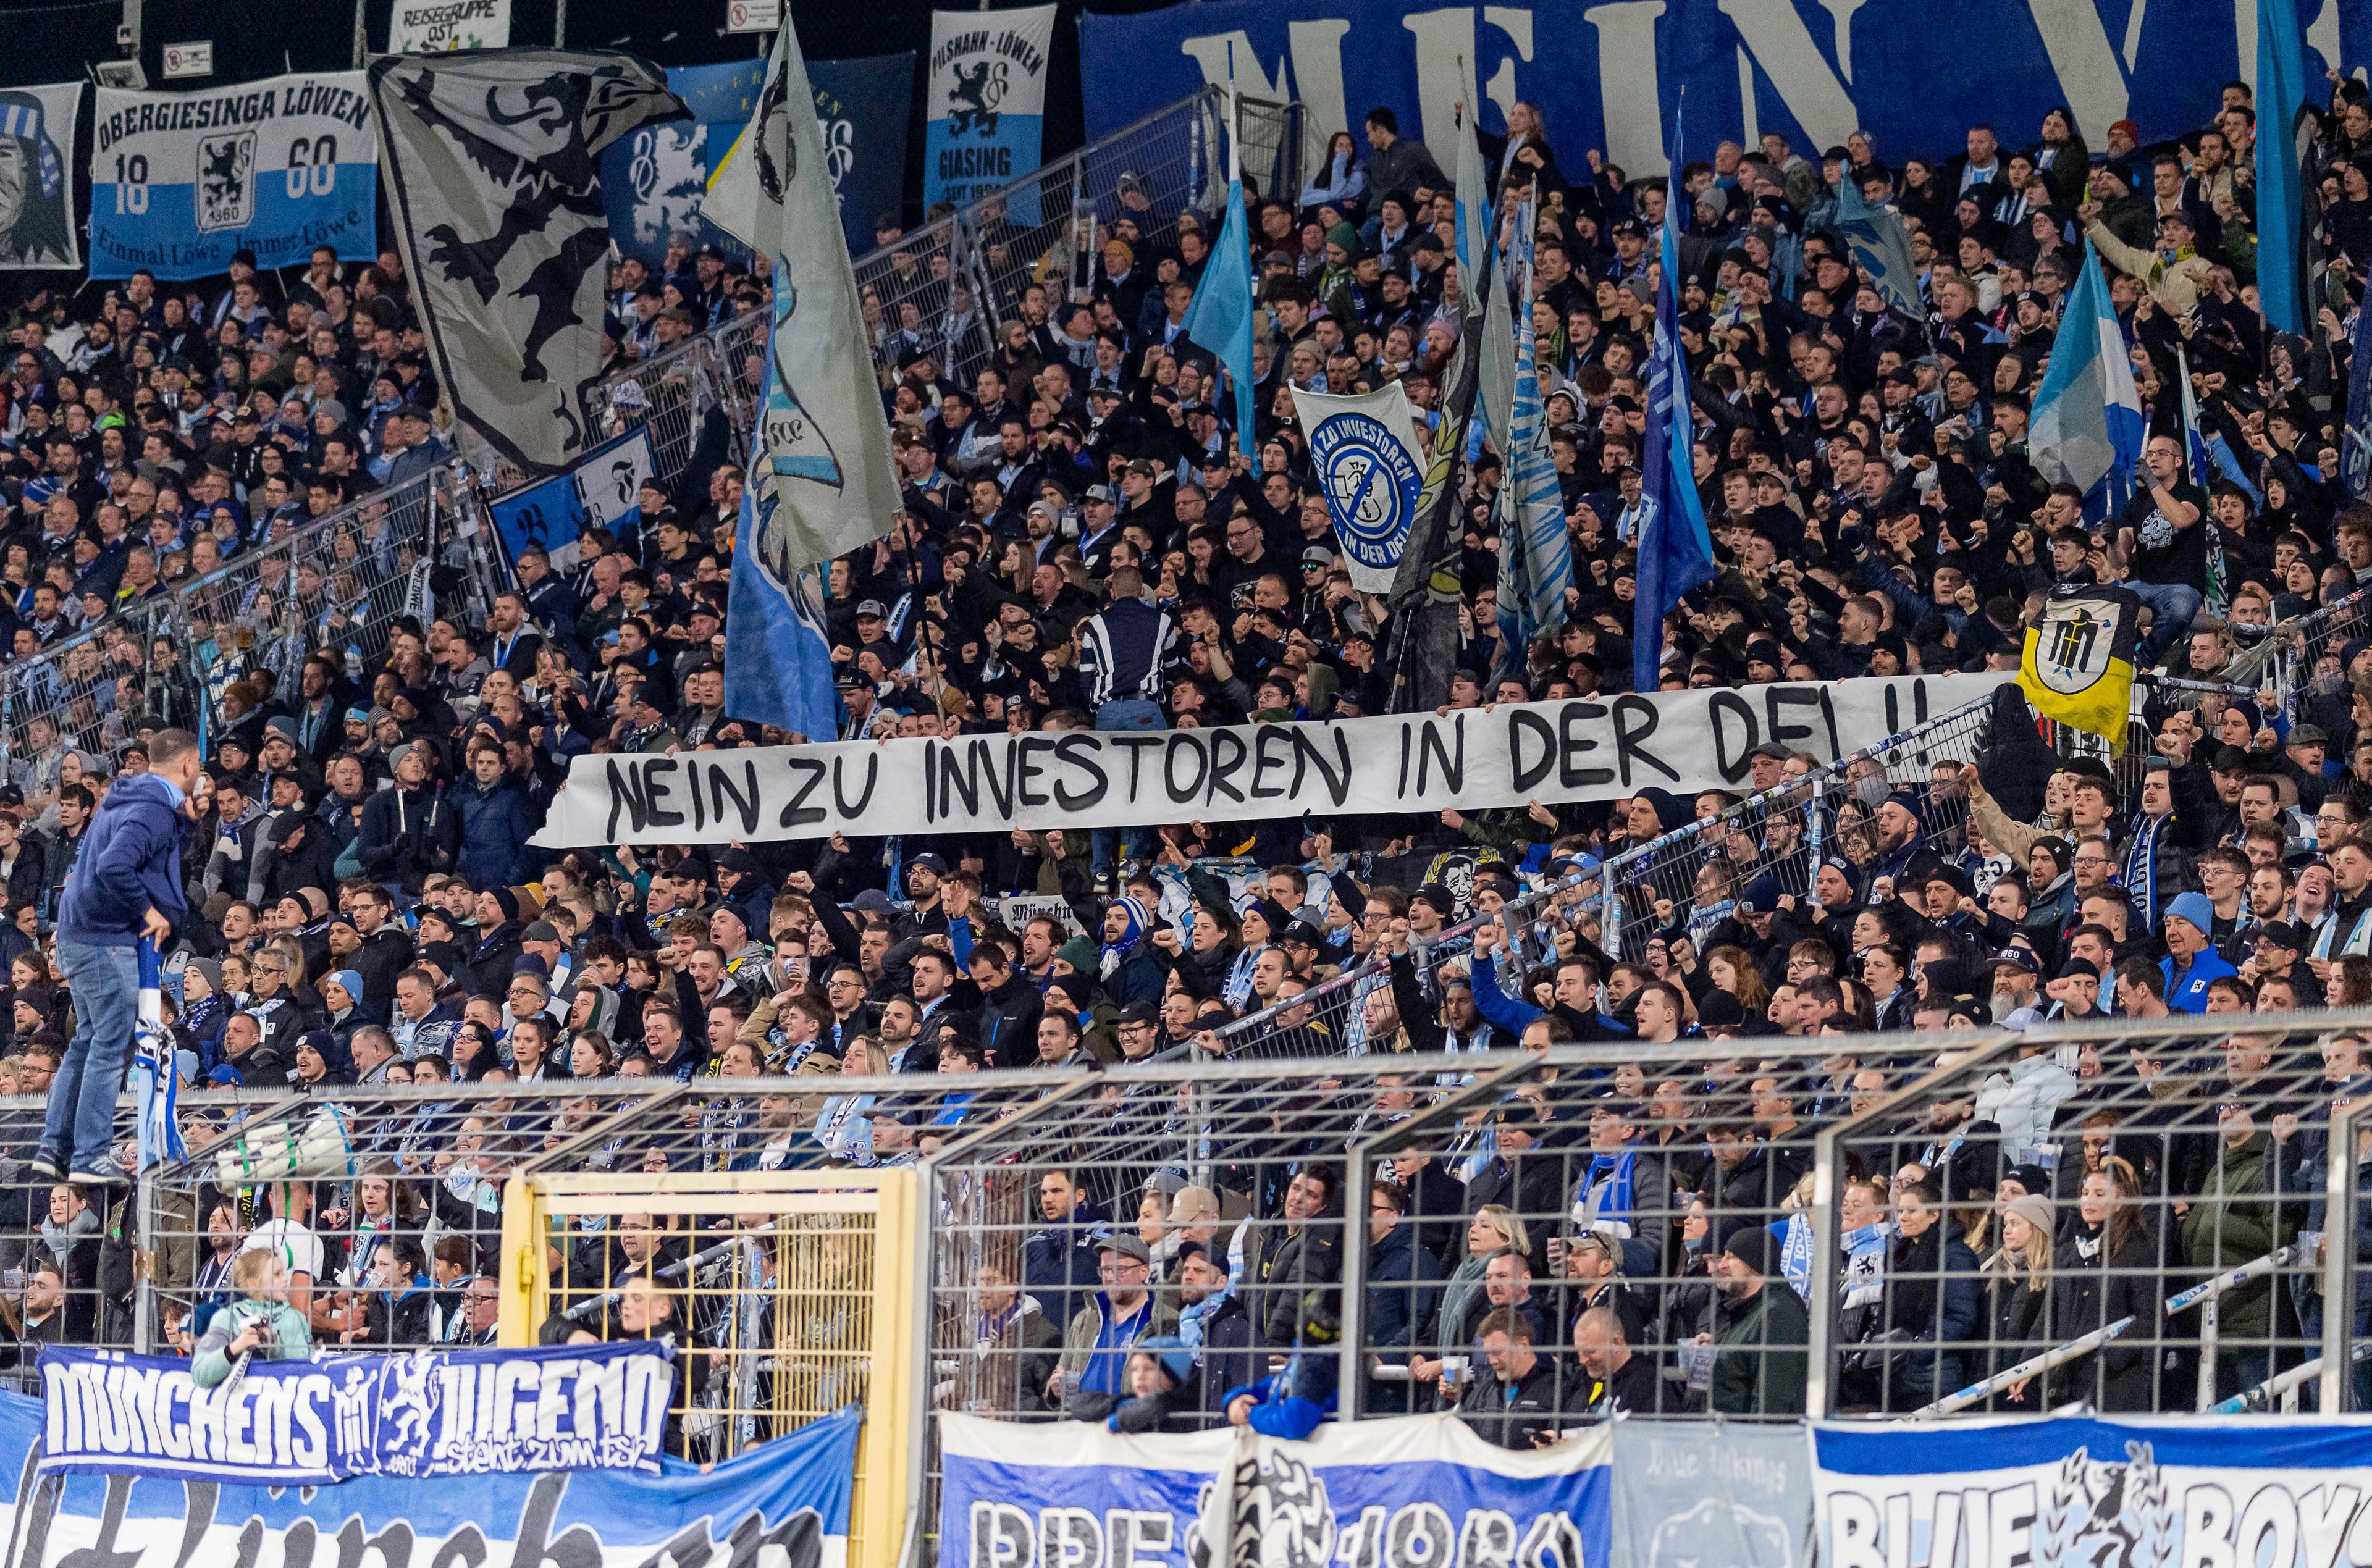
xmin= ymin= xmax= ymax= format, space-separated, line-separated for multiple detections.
xmin=40 ymin=1341 xmax=675 ymax=1485
xmin=533 ymin=673 xmax=2008 ymax=847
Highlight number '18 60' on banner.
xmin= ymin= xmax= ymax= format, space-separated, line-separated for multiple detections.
xmin=88 ymin=71 xmax=380 ymax=280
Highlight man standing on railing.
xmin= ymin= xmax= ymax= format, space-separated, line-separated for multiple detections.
xmin=36 ymin=727 xmax=202 ymax=1184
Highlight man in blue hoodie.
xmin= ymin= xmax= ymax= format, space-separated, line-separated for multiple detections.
xmin=40 ymin=727 xmax=203 ymax=1183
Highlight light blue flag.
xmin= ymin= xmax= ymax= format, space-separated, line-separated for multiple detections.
xmin=1495 ymin=201 xmax=1571 ymax=669
xmin=1455 ymin=102 xmax=1494 ymax=294
xmin=1182 ymin=175 xmax=1258 ymax=460
xmin=2258 ymin=0 xmax=2311 ymax=336
xmin=1831 ymin=173 xmax=1922 ymax=318
xmin=1633 ymin=107 xmax=1717 ymax=695
xmin=724 ymin=330 xmax=841 ymax=740
xmin=2029 ymin=243 xmax=2144 ymax=520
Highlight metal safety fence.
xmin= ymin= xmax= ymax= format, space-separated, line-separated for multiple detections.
xmin=1808 ymin=1012 xmax=2372 ymax=1420
xmin=2224 ymin=581 xmax=2365 ymax=720
xmin=0 ymin=466 xmax=505 ymax=784
xmin=1594 ymin=676 xmax=2258 ymax=966
xmin=582 ymin=307 xmax=770 ymax=497
xmin=851 ymin=88 xmax=1302 ymax=384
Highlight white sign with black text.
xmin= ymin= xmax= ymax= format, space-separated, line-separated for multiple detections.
xmin=532 ymin=673 xmax=2009 ymax=847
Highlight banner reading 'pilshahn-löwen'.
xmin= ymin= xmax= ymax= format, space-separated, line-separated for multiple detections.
xmin=40 ymin=1340 xmax=675 ymax=1485
xmin=533 ymin=672 xmax=2007 ymax=847
xmin=88 ymin=72 xmax=379 ymax=280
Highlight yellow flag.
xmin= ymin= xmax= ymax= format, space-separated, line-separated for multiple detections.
xmin=2019 ymin=586 xmax=2141 ymax=749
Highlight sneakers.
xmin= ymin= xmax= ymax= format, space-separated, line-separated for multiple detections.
xmin=67 ymin=1164 xmax=127 ymax=1188
xmin=23 ymin=1153 xmax=61 ymax=1183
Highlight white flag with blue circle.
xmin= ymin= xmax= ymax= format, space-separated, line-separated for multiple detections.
xmin=1292 ymin=383 xmax=1426 ymax=595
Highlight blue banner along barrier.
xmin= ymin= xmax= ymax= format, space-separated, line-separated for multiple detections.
xmin=0 ymin=1391 xmax=856 ymax=1568
xmin=1813 ymin=1416 xmax=2372 ymax=1568
xmin=487 ymin=427 xmax=657 ymax=574
xmin=1079 ymin=0 xmax=2360 ymax=195
xmin=940 ymin=1412 xmax=1608 ymax=1568
xmin=925 ymin=4 xmax=1056 ymax=220
xmin=38 ymin=1340 xmax=675 ymax=1484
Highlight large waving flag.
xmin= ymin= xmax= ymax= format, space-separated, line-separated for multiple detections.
xmin=2029 ymin=244 xmax=2143 ymax=519
xmin=1632 ymin=104 xmax=1717 ymax=694
xmin=1831 ymin=173 xmax=1922 ymax=318
xmin=1495 ymin=199 xmax=1571 ymax=668
xmin=706 ymin=25 xmax=900 ymax=732
xmin=1182 ymin=160 xmax=1259 ymax=461
xmin=2257 ymin=0 xmax=2311 ymax=336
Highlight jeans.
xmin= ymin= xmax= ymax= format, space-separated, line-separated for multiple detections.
xmin=42 ymin=939 xmax=141 ymax=1169
xmin=2129 ymin=580 xmax=2204 ymax=666
xmin=1090 ymin=698 xmax=1164 ymax=879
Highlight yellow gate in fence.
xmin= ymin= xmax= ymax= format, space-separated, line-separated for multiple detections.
xmin=497 ymin=1167 xmax=921 ymax=1568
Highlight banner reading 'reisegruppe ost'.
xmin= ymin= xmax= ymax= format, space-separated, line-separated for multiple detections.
xmin=924 ymin=4 xmax=1054 ymax=212
xmin=1814 ymin=1417 xmax=2372 ymax=1568
xmin=40 ymin=1340 xmax=675 ymax=1484
xmin=532 ymin=671 xmax=2008 ymax=847
xmin=88 ymin=72 xmax=377 ymax=280
xmin=389 ymin=0 xmax=511 ymax=51
xmin=0 ymin=1392 xmax=856 ymax=1568
xmin=941 ymin=1412 xmax=1607 ymax=1568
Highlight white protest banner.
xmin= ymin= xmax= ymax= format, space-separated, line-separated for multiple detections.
xmin=1814 ymin=1415 xmax=2372 ymax=1568
xmin=88 ymin=72 xmax=377 ymax=280
xmin=389 ymin=0 xmax=512 ymax=51
xmin=532 ymin=672 xmax=2008 ymax=847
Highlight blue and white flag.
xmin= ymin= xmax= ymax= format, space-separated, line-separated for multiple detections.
xmin=1292 ymin=382 xmax=1426 ymax=593
xmin=1496 ymin=201 xmax=1572 ymax=663
xmin=1183 ymin=168 xmax=1258 ymax=461
xmin=2257 ymin=0 xmax=2313 ymax=337
xmin=1633 ymin=103 xmax=1716 ymax=694
xmin=706 ymin=24 xmax=902 ymax=733
xmin=2029 ymin=244 xmax=2143 ymax=519
xmin=1830 ymin=173 xmax=1921 ymax=318
xmin=940 ymin=1412 xmax=1609 ymax=1568
xmin=0 ymin=1390 xmax=854 ymax=1568
xmin=724 ymin=333 xmax=842 ymax=741
xmin=132 ymin=936 xmax=181 ymax=1173
xmin=40 ymin=1341 xmax=677 ymax=1484
xmin=1453 ymin=101 xmax=1493 ymax=293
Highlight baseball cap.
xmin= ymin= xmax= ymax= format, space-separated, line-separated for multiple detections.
xmin=1301 ymin=545 xmax=1335 ymax=568
xmin=1991 ymin=947 xmax=2039 ymax=975
xmin=855 ymin=599 xmax=888 ymax=619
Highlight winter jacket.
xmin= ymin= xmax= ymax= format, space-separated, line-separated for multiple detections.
xmin=2179 ymin=1130 xmax=2289 ymax=1340
xmin=356 ymin=782 xmax=456 ymax=891
xmin=2050 ymin=1222 xmax=2160 ymax=1410
xmin=191 ymin=1296 xmax=311 ymax=1387
xmin=451 ymin=776 xmax=537 ymax=889
xmin=57 ymin=772 xmax=189 ymax=946
xmin=1710 ymin=1278 xmax=1809 ymax=1415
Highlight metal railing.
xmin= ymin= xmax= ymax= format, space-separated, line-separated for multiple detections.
xmin=1593 ymin=677 xmax=2256 ymax=966
xmin=1807 ymin=1011 xmax=2372 ymax=1419
xmin=584 ymin=308 xmax=770 ymax=495
xmin=0 ymin=467 xmax=500 ymax=780
xmin=851 ymin=88 xmax=1301 ymax=384
xmin=2224 ymin=581 xmax=2368 ymax=718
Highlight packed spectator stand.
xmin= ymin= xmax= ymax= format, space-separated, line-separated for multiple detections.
xmin=5 ymin=56 xmax=2372 ymax=1467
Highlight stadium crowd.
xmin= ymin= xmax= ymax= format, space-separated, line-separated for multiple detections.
xmin=0 ymin=52 xmax=2366 ymax=1440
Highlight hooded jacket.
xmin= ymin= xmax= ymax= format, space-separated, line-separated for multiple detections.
xmin=56 ymin=771 xmax=189 ymax=946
